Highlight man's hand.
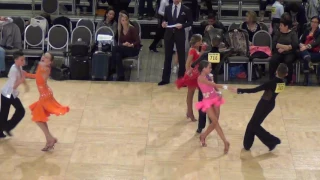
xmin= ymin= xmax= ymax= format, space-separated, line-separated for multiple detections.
xmin=176 ymin=23 xmax=183 ymax=29
xmin=24 ymin=82 xmax=29 ymax=93
xmin=162 ymin=21 xmax=168 ymax=28
xmin=278 ymin=48 xmax=285 ymax=53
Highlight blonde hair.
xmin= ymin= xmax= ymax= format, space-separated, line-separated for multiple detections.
xmin=189 ymin=34 xmax=202 ymax=47
xmin=117 ymin=13 xmax=132 ymax=44
xmin=246 ymin=11 xmax=257 ymax=23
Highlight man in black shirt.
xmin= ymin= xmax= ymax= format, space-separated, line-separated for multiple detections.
xmin=200 ymin=13 xmax=227 ymax=35
xmin=231 ymin=63 xmax=288 ymax=151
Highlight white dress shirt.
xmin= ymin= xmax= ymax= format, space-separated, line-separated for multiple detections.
xmin=158 ymin=0 xmax=169 ymax=16
xmin=271 ymin=1 xmax=284 ymax=19
xmin=171 ymin=2 xmax=182 ymax=18
xmin=1 ymin=64 xmax=23 ymax=99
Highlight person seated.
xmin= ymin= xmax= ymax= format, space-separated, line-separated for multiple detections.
xmin=110 ymin=11 xmax=141 ymax=81
xmin=200 ymin=13 xmax=227 ymax=35
xmin=0 ymin=16 xmax=22 ymax=50
xmin=299 ymin=16 xmax=320 ymax=85
xmin=269 ymin=17 xmax=299 ymax=85
xmin=241 ymin=11 xmax=261 ymax=44
xmin=96 ymin=7 xmax=118 ymax=35
xmin=285 ymin=2 xmax=307 ymax=37
xmin=0 ymin=16 xmax=22 ymax=75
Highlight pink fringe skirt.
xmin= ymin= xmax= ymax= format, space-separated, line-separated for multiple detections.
xmin=196 ymin=96 xmax=225 ymax=112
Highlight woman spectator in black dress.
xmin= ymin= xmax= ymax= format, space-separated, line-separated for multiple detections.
xmin=241 ymin=11 xmax=261 ymax=44
xmin=96 ymin=7 xmax=118 ymax=35
xmin=269 ymin=17 xmax=299 ymax=85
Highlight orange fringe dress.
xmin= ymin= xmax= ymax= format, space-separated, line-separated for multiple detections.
xmin=26 ymin=65 xmax=69 ymax=122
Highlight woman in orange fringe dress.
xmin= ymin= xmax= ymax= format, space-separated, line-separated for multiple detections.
xmin=24 ymin=53 xmax=69 ymax=151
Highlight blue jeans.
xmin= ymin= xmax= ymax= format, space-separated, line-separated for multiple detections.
xmin=299 ymin=50 xmax=320 ymax=76
xmin=0 ymin=47 xmax=5 ymax=72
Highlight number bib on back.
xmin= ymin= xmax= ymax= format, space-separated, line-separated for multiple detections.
xmin=271 ymin=7 xmax=276 ymax=15
xmin=208 ymin=53 xmax=220 ymax=63
xmin=275 ymin=83 xmax=285 ymax=93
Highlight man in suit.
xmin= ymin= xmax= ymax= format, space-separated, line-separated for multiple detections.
xmin=158 ymin=0 xmax=193 ymax=86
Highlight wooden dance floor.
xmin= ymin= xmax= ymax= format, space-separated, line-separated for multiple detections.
xmin=0 ymin=79 xmax=320 ymax=180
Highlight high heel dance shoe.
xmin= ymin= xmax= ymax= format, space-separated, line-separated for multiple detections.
xmin=186 ymin=113 xmax=197 ymax=122
xmin=41 ymin=138 xmax=58 ymax=151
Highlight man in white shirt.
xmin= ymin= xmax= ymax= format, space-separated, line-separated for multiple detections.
xmin=271 ymin=0 xmax=284 ymax=34
xmin=0 ymin=50 xmax=26 ymax=137
xmin=271 ymin=0 xmax=284 ymax=19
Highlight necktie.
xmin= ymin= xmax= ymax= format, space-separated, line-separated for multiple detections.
xmin=173 ymin=5 xmax=177 ymax=22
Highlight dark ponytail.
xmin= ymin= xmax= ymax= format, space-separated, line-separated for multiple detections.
xmin=198 ymin=60 xmax=209 ymax=72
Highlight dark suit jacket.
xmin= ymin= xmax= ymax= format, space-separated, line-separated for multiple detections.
xmin=163 ymin=4 xmax=193 ymax=38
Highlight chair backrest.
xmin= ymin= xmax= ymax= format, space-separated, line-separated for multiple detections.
xmin=95 ymin=26 xmax=115 ymax=45
xmin=11 ymin=17 xmax=25 ymax=36
xmin=52 ymin=16 xmax=72 ymax=36
xmin=47 ymin=25 xmax=69 ymax=50
xmin=42 ymin=0 xmax=59 ymax=14
xmin=24 ymin=25 xmax=45 ymax=49
xmin=130 ymin=20 xmax=141 ymax=38
xmin=71 ymin=26 xmax=93 ymax=45
xmin=252 ymin=30 xmax=272 ymax=49
xmin=259 ymin=22 xmax=268 ymax=31
xmin=228 ymin=23 xmax=240 ymax=31
xmin=76 ymin=19 xmax=95 ymax=35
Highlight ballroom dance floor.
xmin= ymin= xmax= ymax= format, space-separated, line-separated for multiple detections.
xmin=0 ymin=79 xmax=319 ymax=180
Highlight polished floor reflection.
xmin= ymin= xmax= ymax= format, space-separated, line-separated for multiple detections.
xmin=0 ymin=79 xmax=319 ymax=180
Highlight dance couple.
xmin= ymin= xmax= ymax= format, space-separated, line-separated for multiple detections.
xmin=176 ymin=34 xmax=287 ymax=153
xmin=0 ymin=51 xmax=69 ymax=151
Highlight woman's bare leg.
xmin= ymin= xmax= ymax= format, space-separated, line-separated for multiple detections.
xmin=36 ymin=122 xmax=56 ymax=151
xmin=200 ymin=107 xmax=230 ymax=153
xmin=186 ymin=88 xmax=196 ymax=121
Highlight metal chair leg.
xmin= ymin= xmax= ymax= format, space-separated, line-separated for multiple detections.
xmin=226 ymin=63 xmax=229 ymax=81
xmin=137 ymin=58 xmax=140 ymax=79
xmin=223 ymin=63 xmax=226 ymax=82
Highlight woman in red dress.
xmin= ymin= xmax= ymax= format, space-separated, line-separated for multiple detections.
xmin=175 ymin=34 xmax=206 ymax=122
xmin=24 ymin=53 xmax=69 ymax=151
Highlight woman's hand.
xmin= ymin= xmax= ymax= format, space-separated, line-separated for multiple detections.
xmin=186 ymin=68 xmax=193 ymax=76
xmin=278 ymin=48 xmax=285 ymax=53
xmin=200 ymin=43 xmax=207 ymax=53
xmin=229 ymin=87 xmax=238 ymax=93
xmin=122 ymin=42 xmax=129 ymax=46
xmin=300 ymin=45 xmax=307 ymax=51
xmin=276 ymin=43 xmax=283 ymax=49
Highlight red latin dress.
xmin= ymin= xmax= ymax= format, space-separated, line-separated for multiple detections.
xmin=175 ymin=48 xmax=200 ymax=89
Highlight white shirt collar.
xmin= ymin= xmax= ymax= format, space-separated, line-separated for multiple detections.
xmin=172 ymin=2 xmax=181 ymax=8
